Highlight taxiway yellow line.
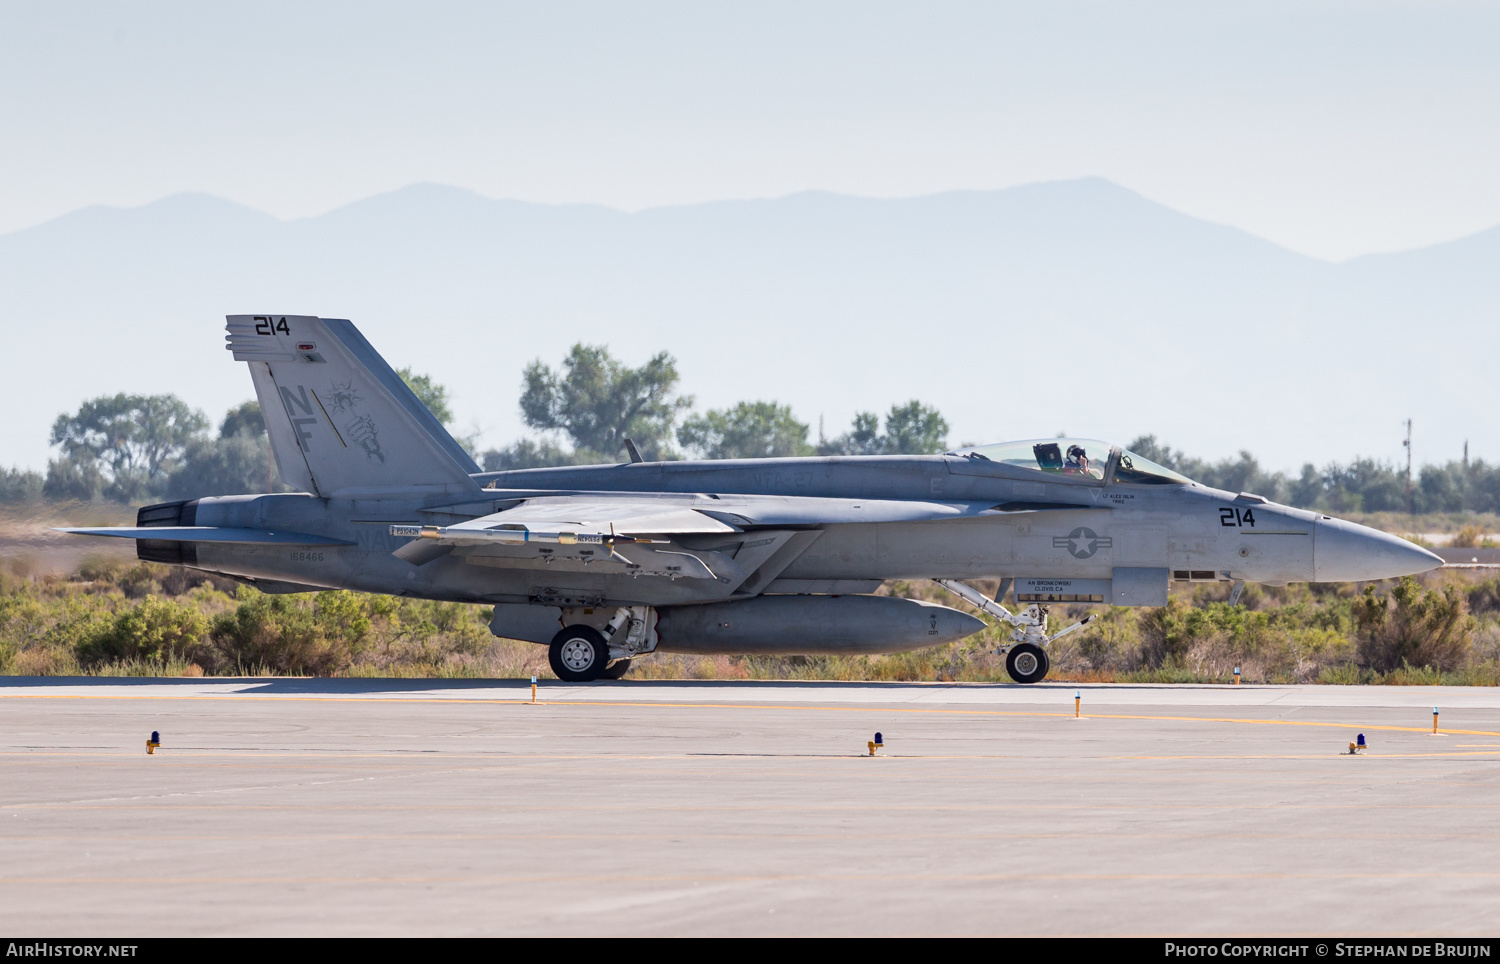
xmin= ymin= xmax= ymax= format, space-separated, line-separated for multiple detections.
xmin=3 ymin=690 xmax=1499 ymax=737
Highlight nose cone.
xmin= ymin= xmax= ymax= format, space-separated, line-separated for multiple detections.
xmin=1314 ymin=516 xmax=1444 ymax=582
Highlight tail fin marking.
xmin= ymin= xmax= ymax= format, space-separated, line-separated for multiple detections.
xmin=227 ymin=315 xmax=480 ymax=498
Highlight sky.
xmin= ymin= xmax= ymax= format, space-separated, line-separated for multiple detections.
xmin=2 ymin=1 xmax=1499 ymax=261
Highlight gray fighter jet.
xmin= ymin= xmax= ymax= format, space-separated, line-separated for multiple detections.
xmin=63 ymin=315 xmax=1444 ymax=683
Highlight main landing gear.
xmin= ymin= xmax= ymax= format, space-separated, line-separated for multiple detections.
xmin=547 ymin=606 xmax=652 ymax=682
xmin=933 ymin=579 xmax=1094 ymax=685
xmin=548 ymin=626 xmax=609 ymax=682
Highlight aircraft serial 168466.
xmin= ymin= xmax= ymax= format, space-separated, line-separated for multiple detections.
xmin=63 ymin=316 xmax=1444 ymax=683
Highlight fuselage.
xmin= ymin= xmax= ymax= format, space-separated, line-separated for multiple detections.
xmin=163 ymin=451 xmax=1441 ymax=606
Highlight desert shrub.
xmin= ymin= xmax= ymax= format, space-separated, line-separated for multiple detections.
xmin=77 ymin=595 xmax=209 ymax=665
xmin=1353 ymin=577 xmax=1473 ymax=672
xmin=75 ymin=557 xmax=128 ymax=585
xmin=1138 ymin=599 xmax=1215 ymax=668
xmin=73 ymin=559 xmax=167 ymax=598
xmin=117 ymin=564 xmax=165 ymax=599
xmin=1472 ymin=619 xmax=1500 ymax=663
xmin=1467 ymin=578 xmax=1500 ymax=616
xmin=867 ymin=648 xmax=944 ymax=681
xmin=356 ymin=597 xmax=492 ymax=673
xmin=12 ymin=646 xmax=81 ymax=675
xmin=1072 ymin=607 xmax=1142 ymax=671
xmin=1451 ymin=524 xmax=1485 ymax=549
xmin=208 ymin=586 xmax=372 ymax=675
xmin=1126 ymin=599 xmax=1355 ymax=682
xmin=1318 ymin=663 xmax=1370 ymax=685
xmin=36 ymin=594 xmax=117 ymax=655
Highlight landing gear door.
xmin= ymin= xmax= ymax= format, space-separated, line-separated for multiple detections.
xmin=1111 ymin=567 xmax=1169 ymax=606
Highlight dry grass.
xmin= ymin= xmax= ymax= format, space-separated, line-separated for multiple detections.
xmin=2 ymin=555 xmax=1499 ymax=684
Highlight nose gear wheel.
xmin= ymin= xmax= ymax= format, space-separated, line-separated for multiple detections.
xmin=1006 ymin=642 xmax=1049 ymax=684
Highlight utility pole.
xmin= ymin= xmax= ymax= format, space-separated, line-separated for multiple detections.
xmin=1402 ymin=418 xmax=1413 ymax=516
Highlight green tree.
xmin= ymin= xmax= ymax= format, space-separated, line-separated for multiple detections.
xmin=166 ymin=432 xmax=274 ymax=499
xmin=0 ymin=466 xmax=44 ymax=503
xmin=520 ymin=344 xmax=692 ymax=461
xmin=481 ymin=439 xmax=593 ymax=471
xmin=42 ymin=455 xmax=106 ymax=501
xmin=1127 ymin=434 xmax=1293 ymax=503
xmin=397 ymin=367 xmax=454 ymax=424
xmin=1288 ymin=464 xmax=1324 ymax=510
xmin=218 ymin=400 xmax=266 ymax=439
xmin=818 ymin=402 xmax=948 ymax=456
xmin=882 ymin=400 xmax=949 ymax=454
xmin=1322 ymin=458 xmax=1406 ymax=513
xmin=162 ymin=401 xmax=279 ymax=499
xmin=678 ymin=402 xmax=813 ymax=459
xmin=819 ymin=412 xmax=883 ymax=456
xmin=48 ymin=393 xmax=208 ymax=503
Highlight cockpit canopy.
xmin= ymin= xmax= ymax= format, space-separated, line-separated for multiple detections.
xmin=948 ymin=438 xmax=1193 ymax=486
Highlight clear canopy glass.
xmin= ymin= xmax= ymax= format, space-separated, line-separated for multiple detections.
xmin=1113 ymin=449 xmax=1194 ymax=485
xmin=949 ymin=438 xmax=1193 ymax=486
xmin=952 ymin=438 xmax=1111 ymax=480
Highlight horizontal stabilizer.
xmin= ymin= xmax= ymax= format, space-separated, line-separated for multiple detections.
xmin=57 ymin=527 xmax=354 ymax=546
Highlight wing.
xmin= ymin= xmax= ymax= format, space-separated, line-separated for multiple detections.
xmin=391 ymin=492 xmax=1110 ymax=589
xmin=458 ymin=498 xmax=740 ymax=536
xmin=390 ymin=497 xmax=738 ymax=578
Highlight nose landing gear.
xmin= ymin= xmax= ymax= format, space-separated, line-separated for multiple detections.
xmin=933 ymin=579 xmax=1094 ymax=684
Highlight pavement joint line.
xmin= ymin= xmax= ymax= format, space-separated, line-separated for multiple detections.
xmin=10 ymin=831 xmax=1499 ymax=840
xmin=6 ymin=871 xmax=1500 ymax=885
xmin=3 ymin=690 xmax=1500 ymax=737
xmin=9 ymin=802 xmax=1500 ymax=811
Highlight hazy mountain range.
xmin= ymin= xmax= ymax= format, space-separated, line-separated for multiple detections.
xmin=1 ymin=177 xmax=1495 ymax=474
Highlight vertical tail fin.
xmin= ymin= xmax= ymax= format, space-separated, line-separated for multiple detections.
xmin=226 ymin=315 xmax=481 ymax=499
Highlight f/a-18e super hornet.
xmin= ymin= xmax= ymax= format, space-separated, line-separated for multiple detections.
xmin=63 ymin=315 xmax=1444 ymax=683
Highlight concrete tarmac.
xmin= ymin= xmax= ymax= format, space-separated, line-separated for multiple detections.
xmin=1 ymin=677 xmax=1498 ymax=937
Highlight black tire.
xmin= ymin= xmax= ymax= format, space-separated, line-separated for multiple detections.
xmin=548 ymin=626 xmax=609 ymax=682
xmin=1005 ymin=643 xmax=1050 ymax=684
xmin=601 ymin=658 xmax=633 ymax=680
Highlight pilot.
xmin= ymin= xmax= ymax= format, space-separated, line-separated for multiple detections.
xmin=1064 ymin=445 xmax=1090 ymax=476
